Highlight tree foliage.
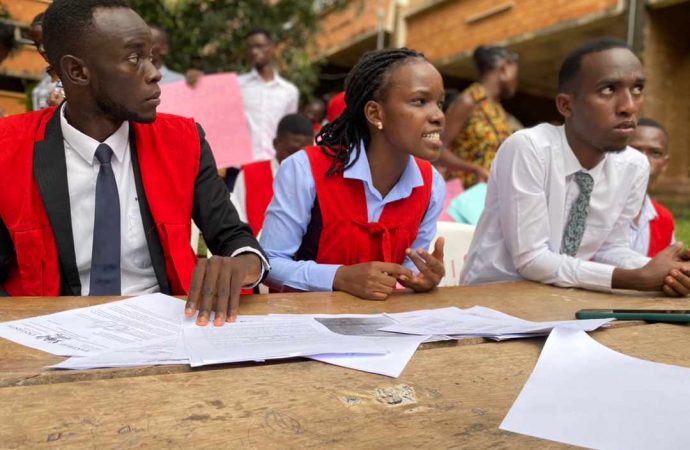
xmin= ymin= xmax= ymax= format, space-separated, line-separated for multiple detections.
xmin=129 ymin=0 xmax=349 ymax=101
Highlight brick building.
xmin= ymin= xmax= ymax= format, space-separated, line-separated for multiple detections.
xmin=0 ymin=0 xmax=48 ymax=116
xmin=316 ymin=0 xmax=690 ymax=194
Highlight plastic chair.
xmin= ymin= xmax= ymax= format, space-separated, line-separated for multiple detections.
xmin=433 ymin=221 xmax=475 ymax=287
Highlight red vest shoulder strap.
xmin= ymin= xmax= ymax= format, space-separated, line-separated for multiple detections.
xmin=132 ymin=114 xmax=201 ymax=294
xmin=242 ymin=160 xmax=274 ymax=236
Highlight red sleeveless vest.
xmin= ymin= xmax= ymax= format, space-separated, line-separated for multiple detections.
xmin=648 ymin=199 xmax=675 ymax=257
xmin=242 ymin=160 xmax=274 ymax=236
xmin=0 ymin=108 xmax=200 ymax=296
xmin=305 ymin=146 xmax=433 ymax=265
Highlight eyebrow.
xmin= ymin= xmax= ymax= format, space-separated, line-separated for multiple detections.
xmin=596 ymin=76 xmax=646 ymax=87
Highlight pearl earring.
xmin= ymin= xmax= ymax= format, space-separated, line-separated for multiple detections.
xmin=377 ymin=122 xmax=383 ymax=130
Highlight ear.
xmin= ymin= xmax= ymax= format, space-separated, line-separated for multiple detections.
xmin=60 ymin=54 xmax=90 ymax=87
xmin=364 ymin=100 xmax=383 ymax=130
xmin=555 ymin=93 xmax=573 ymax=119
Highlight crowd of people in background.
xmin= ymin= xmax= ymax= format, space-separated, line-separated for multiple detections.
xmin=0 ymin=0 xmax=687 ymax=325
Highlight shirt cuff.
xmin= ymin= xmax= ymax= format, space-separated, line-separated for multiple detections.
xmin=231 ymin=247 xmax=270 ymax=288
xmin=577 ymin=260 xmax=616 ymax=292
xmin=284 ymin=263 xmax=341 ymax=292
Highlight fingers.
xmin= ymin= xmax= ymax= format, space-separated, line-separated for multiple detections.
xmin=407 ymin=248 xmax=445 ymax=280
xmin=213 ymin=259 xmax=232 ymax=326
xmin=197 ymin=256 xmax=222 ymax=326
xmin=432 ymin=237 xmax=445 ymax=261
xmin=666 ymin=269 xmax=690 ymax=297
xmin=186 ymin=258 xmax=208 ymax=317
xmin=374 ymin=262 xmax=413 ymax=280
xmin=227 ymin=267 xmax=244 ymax=323
xmin=662 ymin=284 xmax=680 ymax=297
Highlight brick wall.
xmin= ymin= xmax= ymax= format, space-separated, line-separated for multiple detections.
xmin=317 ymin=0 xmax=393 ymax=56
xmin=406 ymin=0 xmax=623 ymax=62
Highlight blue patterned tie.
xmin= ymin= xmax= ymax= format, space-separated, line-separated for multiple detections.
xmin=561 ymin=171 xmax=594 ymax=257
xmin=89 ymin=144 xmax=121 ymax=295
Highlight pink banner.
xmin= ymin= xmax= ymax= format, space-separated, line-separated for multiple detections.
xmin=159 ymin=73 xmax=252 ymax=168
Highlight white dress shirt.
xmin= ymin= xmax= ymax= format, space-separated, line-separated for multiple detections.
xmin=238 ymin=68 xmax=299 ymax=161
xmin=60 ymin=105 xmax=159 ymax=295
xmin=629 ymin=194 xmax=676 ymax=256
xmin=461 ymin=123 xmax=651 ymax=291
xmin=230 ymin=159 xmax=279 ymax=224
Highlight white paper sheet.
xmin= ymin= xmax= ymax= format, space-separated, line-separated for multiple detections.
xmin=310 ymin=334 xmax=428 ymax=377
xmin=182 ymin=319 xmax=392 ymax=367
xmin=0 ymin=294 xmax=185 ymax=356
xmin=380 ymin=306 xmax=612 ymax=338
xmin=500 ymin=328 xmax=690 ymax=450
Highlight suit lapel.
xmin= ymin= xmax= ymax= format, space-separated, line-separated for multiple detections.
xmin=129 ymin=129 xmax=171 ymax=295
xmin=33 ymin=110 xmax=81 ymax=295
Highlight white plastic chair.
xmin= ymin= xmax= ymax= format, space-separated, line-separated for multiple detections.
xmin=432 ymin=221 xmax=475 ymax=287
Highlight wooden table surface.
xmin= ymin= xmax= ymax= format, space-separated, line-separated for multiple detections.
xmin=1 ymin=281 xmax=688 ymax=449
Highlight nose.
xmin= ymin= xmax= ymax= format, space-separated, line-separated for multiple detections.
xmin=430 ymin=102 xmax=445 ymax=128
xmin=144 ymin=57 xmax=162 ymax=84
xmin=617 ymin=89 xmax=640 ymax=117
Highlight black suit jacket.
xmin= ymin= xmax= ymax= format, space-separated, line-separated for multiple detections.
xmin=0 ymin=110 xmax=265 ymax=296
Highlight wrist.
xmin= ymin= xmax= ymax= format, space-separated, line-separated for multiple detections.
xmin=612 ymin=267 xmax=653 ymax=291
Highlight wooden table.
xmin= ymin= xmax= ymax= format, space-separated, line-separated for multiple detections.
xmin=1 ymin=282 xmax=689 ymax=448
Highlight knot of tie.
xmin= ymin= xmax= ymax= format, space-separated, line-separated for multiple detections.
xmin=95 ymin=144 xmax=114 ymax=165
xmin=574 ymin=171 xmax=593 ymax=196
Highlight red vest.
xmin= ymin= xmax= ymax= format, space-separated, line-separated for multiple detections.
xmin=305 ymin=146 xmax=433 ymax=265
xmin=648 ymin=199 xmax=675 ymax=257
xmin=0 ymin=108 xmax=200 ymax=296
xmin=242 ymin=160 xmax=274 ymax=236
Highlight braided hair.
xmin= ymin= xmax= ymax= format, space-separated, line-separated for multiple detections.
xmin=316 ymin=47 xmax=425 ymax=175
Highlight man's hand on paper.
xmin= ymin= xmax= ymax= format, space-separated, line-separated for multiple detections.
xmin=333 ymin=262 xmax=412 ymax=301
xmin=185 ymin=254 xmax=262 ymax=326
xmin=399 ymin=238 xmax=445 ymax=293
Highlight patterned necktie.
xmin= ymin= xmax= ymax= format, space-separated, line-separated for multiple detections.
xmin=561 ymin=171 xmax=594 ymax=257
xmin=89 ymin=144 xmax=121 ymax=295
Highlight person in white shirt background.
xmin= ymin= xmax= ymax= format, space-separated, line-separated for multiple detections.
xmin=238 ymin=28 xmax=299 ymax=162
xmin=461 ymin=37 xmax=690 ymax=297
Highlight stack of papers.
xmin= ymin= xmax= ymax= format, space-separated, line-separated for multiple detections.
xmin=379 ymin=306 xmax=613 ymax=340
xmin=0 ymin=294 xmax=612 ymax=378
xmin=501 ymin=328 xmax=690 ymax=449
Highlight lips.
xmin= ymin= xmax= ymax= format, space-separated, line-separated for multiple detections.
xmin=614 ymin=121 xmax=636 ymax=131
xmin=145 ymin=90 xmax=161 ymax=105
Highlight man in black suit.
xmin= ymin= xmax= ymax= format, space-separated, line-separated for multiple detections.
xmin=0 ymin=0 xmax=268 ymax=326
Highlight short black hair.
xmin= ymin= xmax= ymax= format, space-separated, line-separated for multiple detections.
xmin=558 ymin=37 xmax=631 ymax=92
xmin=473 ymin=45 xmax=519 ymax=76
xmin=637 ymin=117 xmax=668 ymax=137
xmin=0 ymin=22 xmax=15 ymax=52
xmin=42 ymin=0 xmax=129 ymax=75
xmin=277 ymin=113 xmax=313 ymax=137
xmin=245 ymin=27 xmax=273 ymax=43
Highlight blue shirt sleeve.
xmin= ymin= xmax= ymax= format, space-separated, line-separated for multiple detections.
xmin=259 ymin=151 xmax=341 ymax=291
xmin=403 ymin=167 xmax=446 ymax=271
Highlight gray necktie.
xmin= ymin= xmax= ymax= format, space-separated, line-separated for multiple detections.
xmin=561 ymin=171 xmax=594 ymax=257
xmin=89 ymin=144 xmax=121 ymax=295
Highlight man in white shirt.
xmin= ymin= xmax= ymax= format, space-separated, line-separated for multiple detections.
xmin=461 ymin=38 xmax=690 ymax=296
xmin=0 ymin=0 xmax=269 ymax=326
xmin=238 ymin=28 xmax=299 ymax=162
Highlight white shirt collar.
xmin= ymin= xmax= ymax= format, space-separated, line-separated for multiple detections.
xmin=248 ymin=67 xmax=285 ymax=86
xmin=60 ymin=103 xmax=130 ymax=165
xmin=559 ymin=125 xmax=607 ymax=181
